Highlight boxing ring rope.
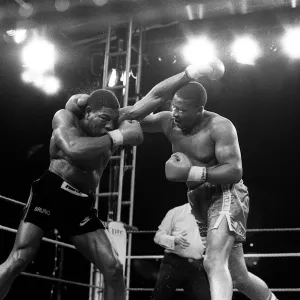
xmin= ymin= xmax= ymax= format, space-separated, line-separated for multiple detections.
xmin=127 ymin=228 xmax=300 ymax=233
xmin=127 ymin=288 xmax=300 ymax=292
xmin=127 ymin=253 xmax=300 ymax=259
xmin=0 ymin=224 xmax=76 ymax=249
xmin=0 ymin=193 xmax=299 ymax=297
xmin=21 ymin=272 xmax=102 ymax=289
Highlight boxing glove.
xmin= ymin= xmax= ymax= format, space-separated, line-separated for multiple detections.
xmin=108 ymin=120 xmax=143 ymax=147
xmin=165 ymin=152 xmax=192 ymax=182
xmin=165 ymin=152 xmax=207 ymax=183
xmin=185 ymin=57 xmax=225 ymax=81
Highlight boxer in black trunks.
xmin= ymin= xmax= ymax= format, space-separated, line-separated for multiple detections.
xmin=0 ymin=60 xmax=223 ymax=300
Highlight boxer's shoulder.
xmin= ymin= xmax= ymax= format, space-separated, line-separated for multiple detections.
xmin=52 ymin=109 xmax=79 ymax=129
xmin=205 ymin=112 xmax=233 ymax=131
xmin=160 ymin=111 xmax=173 ymax=133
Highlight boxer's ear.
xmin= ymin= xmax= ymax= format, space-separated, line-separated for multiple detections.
xmin=85 ymin=106 xmax=92 ymax=117
xmin=196 ymin=106 xmax=204 ymax=116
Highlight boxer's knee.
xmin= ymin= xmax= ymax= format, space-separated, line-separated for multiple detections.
xmin=204 ymin=255 xmax=225 ymax=275
xmin=204 ymin=246 xmax=231 ymax=276
xmin=5 ymin=247 xmax=36 ymax=276
xmin=103 ymin=258 xmax=124 ymax=285
xmin=231 ymin=273 xmax=250 ymax=291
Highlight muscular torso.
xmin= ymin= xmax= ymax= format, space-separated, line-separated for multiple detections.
xmin=163 ymin=111 xmax=221 ymax=189
xmin=49 ymin=117 xmax=112 ymax=194
xmin=164 ymin=112 xmax=218 ymax=166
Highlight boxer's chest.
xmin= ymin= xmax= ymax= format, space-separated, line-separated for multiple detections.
xmin=168 ymin=127 xmax=215 ymax=165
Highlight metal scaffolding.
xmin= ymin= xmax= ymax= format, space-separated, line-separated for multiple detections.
xmin=89 ymin=19 xmax=144 ymax=300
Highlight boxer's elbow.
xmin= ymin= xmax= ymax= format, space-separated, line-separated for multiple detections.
xmin=165 ymin=171 xmax=176 ymax=182
xmin=231 ymin=163 xmax=243 ymax=183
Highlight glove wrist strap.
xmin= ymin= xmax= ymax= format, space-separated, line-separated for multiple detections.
xmin=187 ymin=166 xmax=207 ymax=183
xmin=107 ymin=130 xmax=123 ymax=148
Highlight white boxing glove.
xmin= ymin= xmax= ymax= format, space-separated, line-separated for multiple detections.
xmin=185 ymin=57 xmax=225 ymax=81
xmin=108 ymin=120 xmax=143 ymax=148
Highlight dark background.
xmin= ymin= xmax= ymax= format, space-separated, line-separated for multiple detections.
xmin=0 ymin=2 xmax=300 ymax=300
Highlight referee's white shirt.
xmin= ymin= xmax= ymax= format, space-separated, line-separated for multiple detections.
xmin=154 ymin=203 xmax=205 ymax=259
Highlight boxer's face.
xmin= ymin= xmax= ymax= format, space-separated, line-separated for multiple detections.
xmin=171 ymin=96 xmax=199 ymax=130
xmin=83 ymin=106 xmax=119 ymax=136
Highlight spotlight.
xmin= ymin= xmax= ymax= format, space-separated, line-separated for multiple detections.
xmin=6 ymin=29 xmax=27 ymax=44
xmin=21 ymin=39 xmax=56 ymax=73
xmin=281 ymin=27 xmax=300 ymax=59
xmin=231 ymin=36 xmax=261 ymax=65
xmin=42 ymin=76 xmax=61 ymax=95
xmin=21 ymin=70 xmax=33 ymax=83
xmin=183 ymin=37 xmax=217 ymax=65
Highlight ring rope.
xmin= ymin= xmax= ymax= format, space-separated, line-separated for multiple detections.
xmin=0 ymin=225 xmax=75 ymax=249
xmin=1 ymin=194 xmax=299 ymax=234
xmin=1 ymin=225 xmax=298 ymax=261
xmin=127 ymin=288 xmax=300 ymax=292
xmin=0 ymin=195 xmax=299 ymax=294
xmin=127 ymin=228 xmax=300 ymax=234
xmin=21 ymin=272 xmax=102 ymax=289
xmin=127 ymin=253 xmax=300 ymax=259
xmin=0 ymin=195 xmax=25 ymax=206
xmin=20 ymin=273 xmax=300 ymax=293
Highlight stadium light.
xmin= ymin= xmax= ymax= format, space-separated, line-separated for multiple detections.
xmin=42 ymin=76 xmax=61 ymax=95
xmin=183 ymin=37 xmax=217 ymax=65
xmin=281 ymin=27 xmax=300 ymax=59
xmin=231 ymin=36 xmax=261 ymax=65
xmin=6 ymin=29 xmax=27 ymax=44
xmin=21 ymin=39 xmax=56 ymax=73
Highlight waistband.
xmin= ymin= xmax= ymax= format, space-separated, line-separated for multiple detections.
xmin=60 ymin=181 xmax=89 ymax=197
xmin=41 ymin=170 xmax=95 ymax=197
xmin=164 ymin=252 xmax=204 ymax=263
xmin=188 ymin=179 xmax=244 ymax=193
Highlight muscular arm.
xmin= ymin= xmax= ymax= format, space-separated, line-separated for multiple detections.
xmin=206 ymin=119 xmax=243 ymax=184
xmin=64 ymin=73 xmax=190 ymax=122
xmin=52 ymin=109 xmax=112 ymax=161
xmin=119 ymin=58 xmax=224 ymax=123
xmin=65 ymin=94 xmax=89 ymax=119
xmin=118 ymin=72 xmax=190 ymax=123
xmin=139 ymin=111 xmax=172 ymax=133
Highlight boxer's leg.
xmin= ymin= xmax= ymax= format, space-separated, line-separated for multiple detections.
xmin=0 ymin=221 xmax=44 ymax=300
xmin=229 ymin=244 xmax=278 ymax=300
xmin=70 ymin=228 xmax=125 ymax=300
xmin=203 ymin=216 xmax=235 ymax=300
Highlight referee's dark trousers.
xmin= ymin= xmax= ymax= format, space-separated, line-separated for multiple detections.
xmin=151 ymin=253 xmax=210 ymax=300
